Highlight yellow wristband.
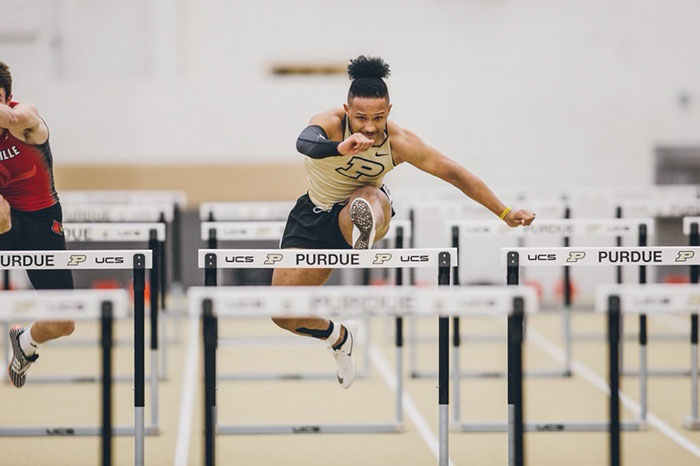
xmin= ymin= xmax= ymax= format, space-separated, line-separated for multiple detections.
xmin=499 ymin=207 xmax=512 ymax=220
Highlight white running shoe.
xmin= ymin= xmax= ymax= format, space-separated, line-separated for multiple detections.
xmin=350 ymin=198 xmax=376 ymax=249
xmin=332 ymin=320 xmax=357 ymax=389
xmin=7 ymin=326 xmax=38 ymax=388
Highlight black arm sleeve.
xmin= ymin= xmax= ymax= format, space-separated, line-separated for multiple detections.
xmin=296 ymin=125 xmax=341 ymax=159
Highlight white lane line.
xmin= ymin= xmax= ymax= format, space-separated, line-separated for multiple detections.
xmin=369 ymin=343 xmax=456 ymax=466
xmin=527 ymin=325 xmax=700 ymax=458
xmin=174 ymin=316 xmax=200 ymax=466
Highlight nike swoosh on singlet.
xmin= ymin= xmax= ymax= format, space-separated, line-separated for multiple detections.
xmin=376 ymin=153 xmax=390 ymax=157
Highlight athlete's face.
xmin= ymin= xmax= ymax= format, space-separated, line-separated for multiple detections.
xmin=344 ymin=97 xmax=391 ymax=145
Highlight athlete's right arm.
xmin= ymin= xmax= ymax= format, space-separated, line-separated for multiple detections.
xmin=0 ymin=103 xmax=48 ymax=144
xmin=296 ymin=109 xmax=373 ymax=158
xmin=296 ymin=125 xmax=341 ymax=159
xmin=0 ymin=104 xmax=17 ymax=128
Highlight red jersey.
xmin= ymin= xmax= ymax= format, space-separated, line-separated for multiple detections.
xmin=0 ymin=101 xmax=59 ymax=211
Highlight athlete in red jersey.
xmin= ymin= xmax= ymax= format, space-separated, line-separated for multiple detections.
xmin=0 ymin=61 xmax=75 ymax=388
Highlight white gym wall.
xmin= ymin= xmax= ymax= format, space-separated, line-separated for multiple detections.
xmin=2 ymin=0 xmax=699 ymax=189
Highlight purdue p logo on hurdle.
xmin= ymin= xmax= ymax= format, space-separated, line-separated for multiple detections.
xmin=264 ymin=253 xmax=283 ymax=265
xmin=67 ymin=254 xmax=87 ymax=266
xmin=675 ymin=250 xmax=695 ymax=262
xmin=373 ymin=253 xmax=392 ymax=265
xmin=566 ymin=251 xmax=586 ymax=263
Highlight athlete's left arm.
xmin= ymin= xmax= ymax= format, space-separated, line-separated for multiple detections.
xmin=6 ymin=103 xmax=49 ymax=145
xmin=391 ymin=124 xmax=535 ymax=227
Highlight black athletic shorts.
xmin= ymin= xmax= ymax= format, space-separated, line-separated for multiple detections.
xmin=0 ymin=202 xmax=74 ymax=290
xmin=280 ymin=185 xmax=394 ymax=250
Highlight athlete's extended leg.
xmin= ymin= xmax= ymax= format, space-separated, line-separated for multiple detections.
xmin=271 ymin=264 xmax=357 ymax=388
xmin=7 ymin=203 xmax=75 ymax=387
xmin=338 ymin=185 xmax=392 ymax=249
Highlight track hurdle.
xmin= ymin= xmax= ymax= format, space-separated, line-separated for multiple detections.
xmin=0 ymin=289 xmax=127 ymax=465
xmin=405 ymin=198 xmax=565 ymax=379
xmin=196 ymin=248 xmax=456 ymax=435
xmin=61 ymin=189 xmax=186 ymax=288
xmin=612 ymin=197 xmax=700 ymax=376
xmin=458 ymin=246 xmax=700 ymax=435
xmin=64 ymin=222 xmax=167 ymax=380
xmin=683 ymin=217 xmax=700 ymax=429
xmin=596 ymin=284 xmax=700 ymax=466
xmin=0 ymin=250 xmax=155 ymax=466
xmin=62 ymin=201 xmax=174 ymax=309
xmin=21 ymin=223 xmax=167 ymax=378
xmin=200 ymin=219 xmax=412 ymax=381
xmin=187 ymin=283 xmax=537 ymax=466
xmin=446 ymin=217 xmax=652 ymax=381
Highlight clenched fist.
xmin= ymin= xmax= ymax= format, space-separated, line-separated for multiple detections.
xmin=503 ymin=209 xmax=536 ymax=227
xmin=338 ymin=133 xmax=373 ymax=156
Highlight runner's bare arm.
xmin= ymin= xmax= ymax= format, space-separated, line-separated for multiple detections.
xmin=390 ymin=122 xmax=535 ymax=226
xmin=3 ymin=103 xmax=48 ymax=144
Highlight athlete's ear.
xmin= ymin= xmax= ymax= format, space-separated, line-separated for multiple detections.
xmin=387 ymin=103 xmax=392 ymax=115
xmin=343 ymin=103 xmax=349 ymax=114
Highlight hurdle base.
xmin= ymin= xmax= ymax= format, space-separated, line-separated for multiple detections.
xmin=218 ymin=422 xmax=403 ymax=435
xmin=218 ymin=367 xmax=370 ymax=382
xmin=451 ymin=420 xmax=644 ymax=433
xmin=19 ymin=373 xmax=166 ymax=384
xmin=683 ymin=416 xmax=700 ymax=430
xmin=411 ymin=368 xmax=572 ymax=379
xmin=0 ymin=425 xmax=160 ymax=437
xmin=573 ymin=332 xmax=686 ymax=343
xmin=622 ymin=368 xmax=700 ymax=377
xmin=410 ymin=333 xmax=506 ymax=344
xmin=219 ymin=337 xmax=326 ymax=348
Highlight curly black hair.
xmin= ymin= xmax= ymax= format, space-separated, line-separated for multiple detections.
xmin=347 ymin=56 xmax=390 ymax=101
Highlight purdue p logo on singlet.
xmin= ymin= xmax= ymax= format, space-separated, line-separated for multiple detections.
xmin=305 ymin=116 xmax=395 ymax=210
xmin=336 ymin=157 xmax=385 ymax=179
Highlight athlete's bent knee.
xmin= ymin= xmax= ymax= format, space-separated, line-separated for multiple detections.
xmin=352 ymin=185 xmax=382 ymax=201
